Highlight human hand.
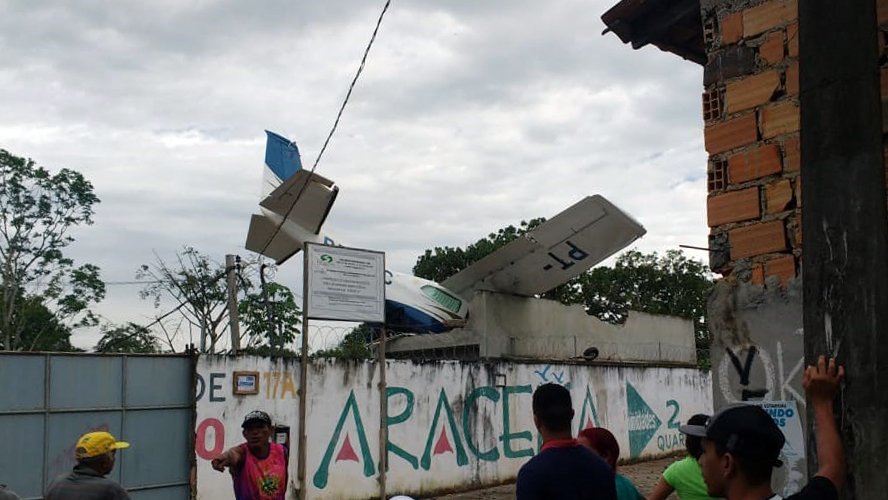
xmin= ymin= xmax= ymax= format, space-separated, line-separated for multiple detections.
xmin=211 ymin=455 xmax=230 ymax=472
xmin=803 ymin=355 xmax=844 ymax=403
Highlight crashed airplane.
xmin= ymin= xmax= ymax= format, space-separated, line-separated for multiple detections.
xmin=245 ymin=130 xmax=646 ymax=334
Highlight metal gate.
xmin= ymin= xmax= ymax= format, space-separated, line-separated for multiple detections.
xmin=0 ymin=353 xmax=195 ymax=499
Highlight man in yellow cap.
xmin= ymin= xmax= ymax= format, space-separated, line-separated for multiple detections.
xmin=45 ymin=431 xmax=131 ymax=500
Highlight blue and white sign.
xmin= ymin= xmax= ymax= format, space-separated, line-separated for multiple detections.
xmin=750 ymin=401 xmax=806 ymax=496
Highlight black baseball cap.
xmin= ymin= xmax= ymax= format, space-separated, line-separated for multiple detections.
xmin=680 ymin=404 xmax=785 ymax=466
xmin=242 ymin=410 xmax=272 ymax=428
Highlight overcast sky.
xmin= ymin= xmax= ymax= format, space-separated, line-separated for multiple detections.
xmin=0 ymin=0 xmax=707 ymax=350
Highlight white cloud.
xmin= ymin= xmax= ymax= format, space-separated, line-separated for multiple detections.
xmin=0 ymin=0 xmax=708 ymax=349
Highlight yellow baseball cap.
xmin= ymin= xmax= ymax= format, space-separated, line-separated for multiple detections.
xmin=75 ymin=431 xmax=130 ymax=460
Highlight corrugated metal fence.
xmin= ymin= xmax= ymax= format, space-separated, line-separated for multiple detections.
xmin=0 ymin=353 xmax=195 ymax=499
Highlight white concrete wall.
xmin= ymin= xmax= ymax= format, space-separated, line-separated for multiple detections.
xmin=196 ymin=356 xmax=712 ymax=500
xmin=387 ymin=292 xmax=698 ymax=364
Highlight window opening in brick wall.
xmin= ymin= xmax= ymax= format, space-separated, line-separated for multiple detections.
xmin=708 ymin=157 xmax=727 ymax=192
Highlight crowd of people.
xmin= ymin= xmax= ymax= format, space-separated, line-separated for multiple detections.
xmin=517 ymin=354 xmax=845 ymax=500
xmin=11 ymin=356 xmax=843 ymax=500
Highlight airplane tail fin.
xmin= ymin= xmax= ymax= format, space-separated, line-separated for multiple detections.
xmin=245 ymin=131 xmax=338 ymax=264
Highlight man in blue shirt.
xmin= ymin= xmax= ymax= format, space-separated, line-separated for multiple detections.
xmin=516 ymin=383 xmax=617 ymax=500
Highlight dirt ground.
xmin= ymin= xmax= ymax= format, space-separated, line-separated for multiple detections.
xmin=429 ymin=456 xmax=675 ymax=499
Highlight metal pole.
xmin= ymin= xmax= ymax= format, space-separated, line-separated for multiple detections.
xmin=225 ymin=255 xmax=241 ymax=352
xmin=378 ymin=326 xmax=387 ymax=498
xmin=199 ymin=317 xmax=206 ymax=353
xmin=297 ymin=246 xmax=310 ymax=500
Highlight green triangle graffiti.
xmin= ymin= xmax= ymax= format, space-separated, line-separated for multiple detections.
xmin=420 ymin=388 xmax=468 ymax=470
xmin=626 ymin=382 xmax=661 ymax=458
xmin=313 ymin=390 xmax=375 ymax=488
xmin=577 ymin=385 xmax=600 ymax=433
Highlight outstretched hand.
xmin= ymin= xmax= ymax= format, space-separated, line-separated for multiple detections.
xmin=803 ymin=355 xmax=844 ymax=403
xmin=211 ymin=455 xmax=231 ymax=472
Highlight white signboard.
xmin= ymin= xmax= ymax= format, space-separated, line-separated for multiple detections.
xmin=750 ymin=401 xmax=806 ymax=496
xmin=306 ymin=243 xmax=385 ymax=322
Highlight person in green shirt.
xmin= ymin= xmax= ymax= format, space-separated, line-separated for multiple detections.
xmin=578 ymin=427 xmax=644 ymax=500
xmin=648 ymin=413 xmax=716 ymax=500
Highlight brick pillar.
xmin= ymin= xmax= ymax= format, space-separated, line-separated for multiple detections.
xmin=703 ymin=0 xmax=799 ymax=288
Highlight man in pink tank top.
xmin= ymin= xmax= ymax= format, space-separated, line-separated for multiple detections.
xmin=212 ymin=410 xmax=288 ymax=500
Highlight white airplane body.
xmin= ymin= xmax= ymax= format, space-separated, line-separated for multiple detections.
xmin=246 ymin=131 xmax=646 ymax=333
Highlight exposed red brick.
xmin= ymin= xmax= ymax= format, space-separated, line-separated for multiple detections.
xmin=765 ymin=254 xmax=796 ymax=286
xmin=730 ymin=220 xmax=787 ymax=259
xmin=783 ymin=136 xmax=800 ymax=172
xmin=759 ymin=31 xmax=785 ymax=66
xmin=786 ymin=22 xmax=798 ymax=57
xmin=726 ymin=71 xmax=780 ymax=114
xmin=721 ymin=12 xmax=744 ymax=45
xmin=704 ymin=113 xmax=759 ymax=154
xmin=728 ymin=143 xmax=782 ymax=183
xmin=786 ymin=61 xmax=799 ymax=96
xmin=743 ymin=0 xmax=798 ymax=38
xmin=751 ymin=263 xmax=765 ymax=285
xmin=766 ymin=179 xmax=793 ymax=213
xmin=762 ymin=101 xmax=800 ymax=138
xmin=708 ymin=187 xmax=761 ymax=227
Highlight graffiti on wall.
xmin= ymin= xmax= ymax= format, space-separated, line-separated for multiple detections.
xmin=194 ymin=359 xmax=712 ymax=499
xmin=717 ymin=330 xmax=806 ymax=407
xmin=194 ymin=370 xmax=299 ymax=461
xmin=626 ymin=382 xmax=687 ymax=458
xmin=311 ymin=380 xmax=604 ymax=488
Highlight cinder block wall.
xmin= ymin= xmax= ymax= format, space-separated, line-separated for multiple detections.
xmin=703 ymin=0 xmax=888 ymax=284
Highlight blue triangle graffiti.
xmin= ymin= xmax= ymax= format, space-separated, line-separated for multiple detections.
xmin=626 ymin=382 xmax=661 ymax=458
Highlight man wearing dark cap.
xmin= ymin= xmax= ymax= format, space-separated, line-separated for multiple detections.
xmin=516 ymin=383 xmax=616 ymax=500
xmin=212 ymin=410 xmax=288 ymax=500
xmin=681 ymin=355 xmax=845 ymax=500
xmin=45 ymin=431 xmax=131 ymax=499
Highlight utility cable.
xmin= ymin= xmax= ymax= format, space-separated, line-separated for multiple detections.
xmin=257 ymin=0 xmax=392 ymax=256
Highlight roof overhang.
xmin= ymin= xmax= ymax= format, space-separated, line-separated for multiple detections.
xmin=601 ymin=0 xmax=705 ymax=65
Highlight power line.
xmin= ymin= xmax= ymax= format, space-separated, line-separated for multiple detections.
xmin=258 ymin=0 xmax=392 ymax=256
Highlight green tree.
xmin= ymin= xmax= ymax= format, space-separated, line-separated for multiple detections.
xmin=12 ymin=295 xmax=81 ymax=351
xmin=95 ymin=322 xmax=159 ymax=353
xmin=0 ymin=149 xmax=104 ymax=351
xmin=579 ymin=250 xmax=714 ymax=368
xmin=138 ymin=248 xmax=300 ymax=353
xmin=239 ymin=281 xmax=301 ymax=353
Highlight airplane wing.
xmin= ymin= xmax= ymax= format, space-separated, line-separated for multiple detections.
xmin=440 ymin=195 xmax=646 ymax=299
xmin=259 ymin=170 xmax=338 ymax=234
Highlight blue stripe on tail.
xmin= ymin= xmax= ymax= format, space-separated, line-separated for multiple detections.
xmin=264 ymin=130 xmax=302 ymax=181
